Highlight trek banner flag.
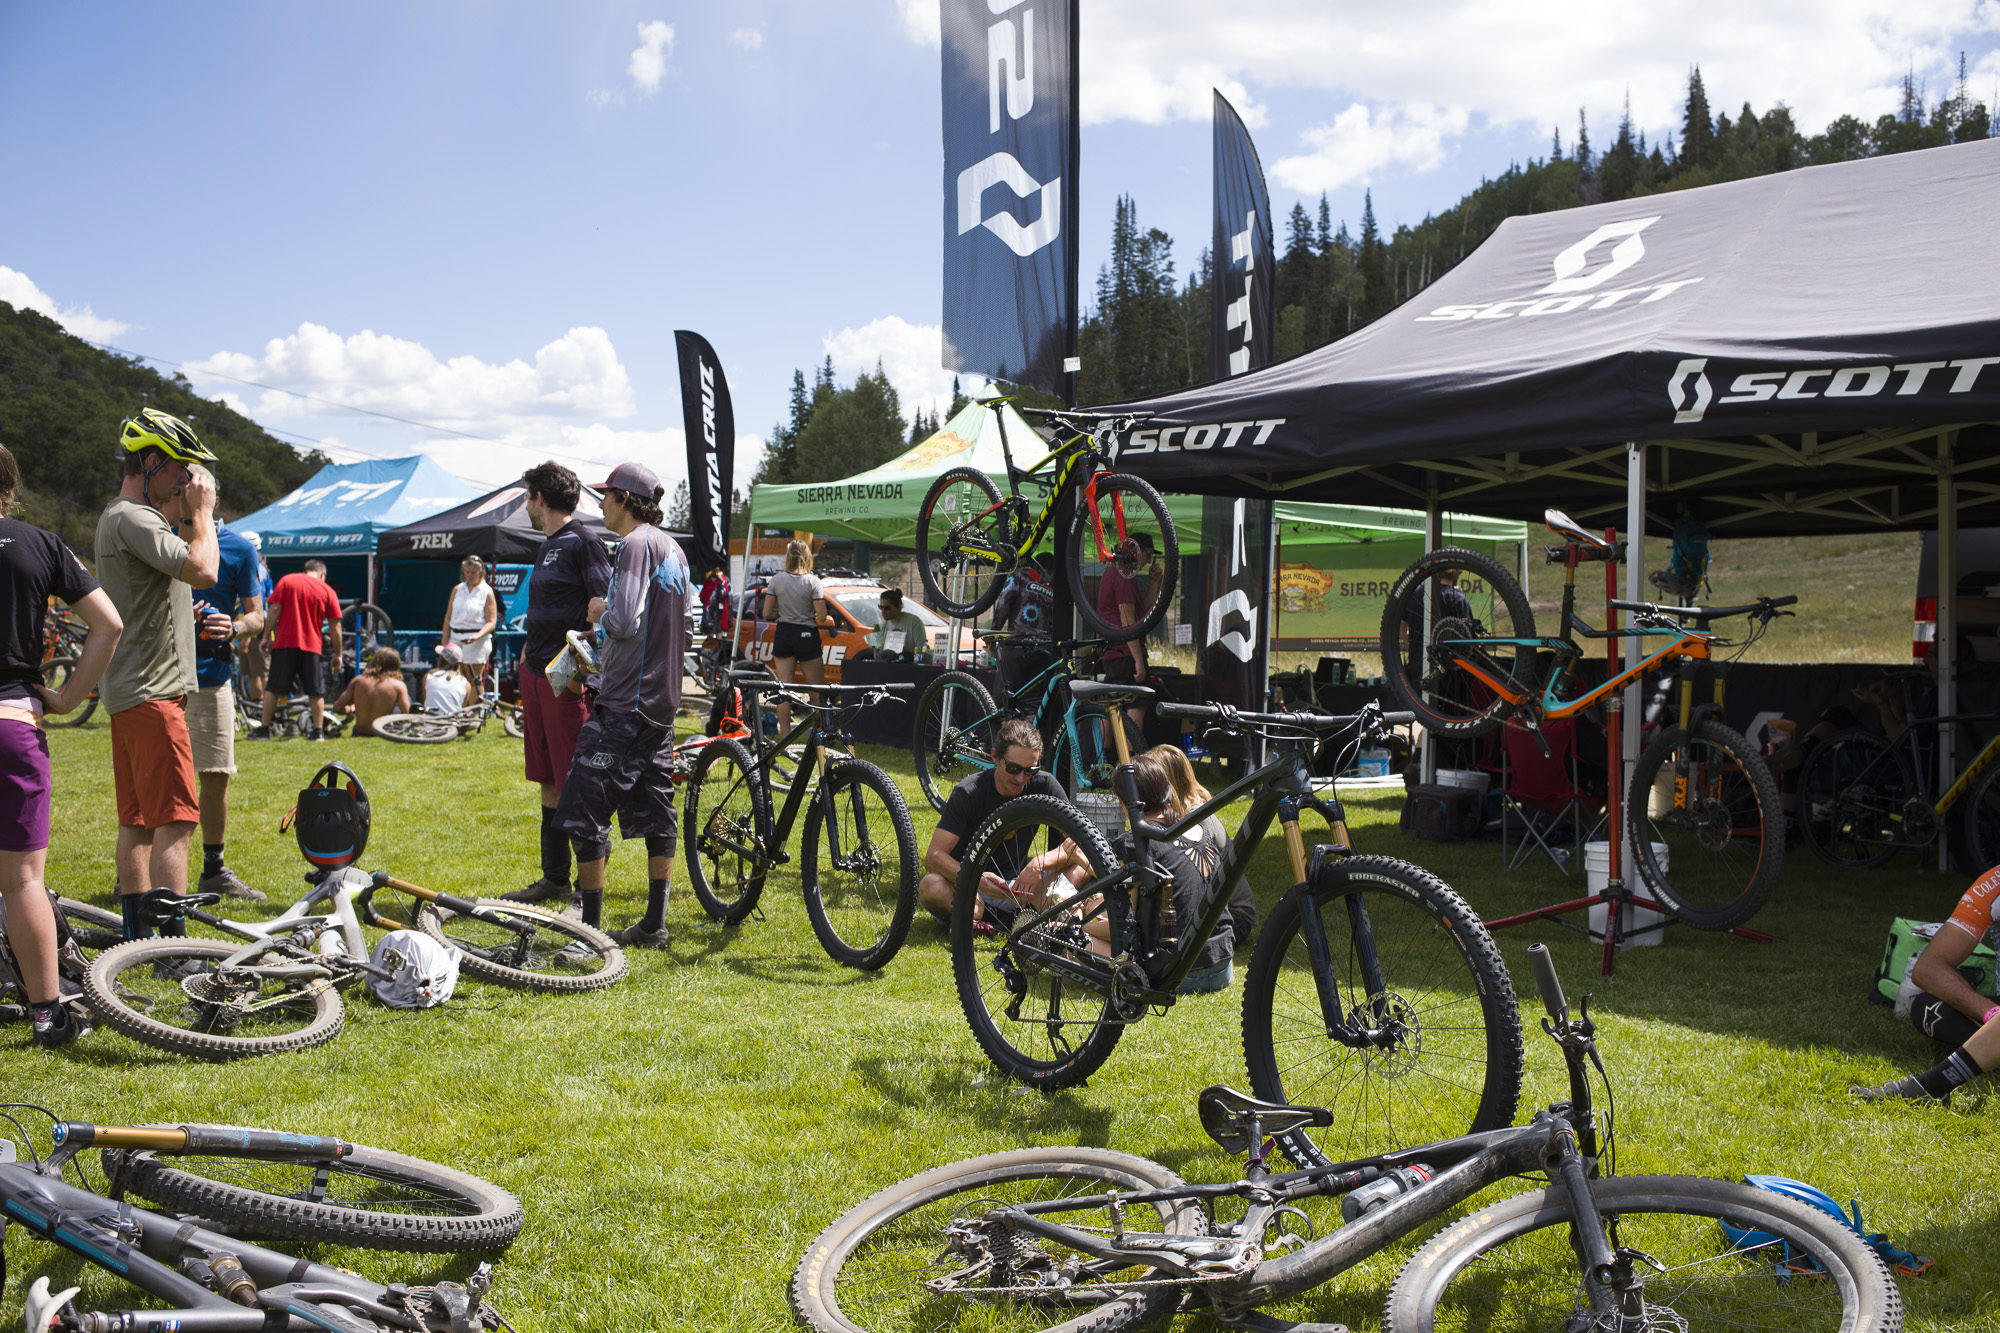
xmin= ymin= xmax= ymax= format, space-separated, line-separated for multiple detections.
xmin=674 ymin=330 xmax=734 ymax=573
xmin=940 ymin=0 xmax=1077 ymax=394
xmin=1211 ymin=90 xmax=1274 ymax=380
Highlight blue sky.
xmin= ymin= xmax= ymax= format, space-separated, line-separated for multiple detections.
xmin=4 ymin=1 xmax=1996 ymax=500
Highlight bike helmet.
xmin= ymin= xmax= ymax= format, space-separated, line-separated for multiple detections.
xmin=119 ymin=408 xmax=218 ymax=464
xmin=292 ymin=761 xmax=372 ymax=871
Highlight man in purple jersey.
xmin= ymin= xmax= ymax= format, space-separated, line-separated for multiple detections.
xmin=554 ymin=462 xmax=689 ymax=949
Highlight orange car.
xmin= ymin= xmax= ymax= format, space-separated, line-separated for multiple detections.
xmin=735 ymin=571 xmax=971 ymax=682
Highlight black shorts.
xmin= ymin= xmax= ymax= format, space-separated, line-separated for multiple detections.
xmin=556 ymin=708 xmax=681 ymax=862
xmin=268 ymin=646 xmax=326 ymax=698
xmin=773 ymin=622 xmax=820 ymax=662
xmin=1099 ymin=655 xmax=1138 ymax=685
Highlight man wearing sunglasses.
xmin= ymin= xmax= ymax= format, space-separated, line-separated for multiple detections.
xmin=918 ymin=716 xmax=1064 ymax=925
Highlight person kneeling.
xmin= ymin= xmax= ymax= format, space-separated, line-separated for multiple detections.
xmin=1855 ymin=864 xmax=2000 ymax=1103
xmin=919 ymin=718 xmax=1063 ymax=927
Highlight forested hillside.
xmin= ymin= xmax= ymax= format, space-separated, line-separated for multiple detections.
xmin=0 ymin=301 xmax=323 ymax=551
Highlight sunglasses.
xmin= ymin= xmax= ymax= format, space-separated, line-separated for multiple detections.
xmin=998 ymin=759 xmax=1040 ymax=777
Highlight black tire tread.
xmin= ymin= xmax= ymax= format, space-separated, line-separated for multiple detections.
xmin=373 ymin=713 xmax=460 ymax=744
xmin=802 ymin=759 xmax=920 ymax=970
xmin=1066 ymin=472 xmax=1179 ymax=643
xmin=58 ymin=897 xmax=124 ymax=952
xmin=917 ymin=466 xmax=1011 ymax=618
xmin=1796 ymin=728 xmax=1911 ymax=871
xmin=81 ymin=937 xmax=345 ymax=1062
xmin=685 ymin=735 xmax=771 ymax=923
xmin=912 ymin=671 xmax=1000 ymax=813
xmin=1377 ymin=547 xmax=1535 ymax=740
xmin=1628 ymin=719 xmax=1784 ymax=930
xmin=418 ymin=898 xmax=628 ymax=992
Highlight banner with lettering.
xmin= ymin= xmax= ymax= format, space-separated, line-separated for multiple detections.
xmin=941 ymin=0 xmax=1077 ymax=394
xmin=674 ymin=330 xmax=734 ymax=573
xmin=1199 ymin=494 xmax=1272 ymax=744
xmin=1211 ymin=90 xmax=1274 ymax=380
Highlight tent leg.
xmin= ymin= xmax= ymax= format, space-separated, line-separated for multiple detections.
xmin=733 ymin=488 xmax=758 ymax=664
xmin=1624 ymin=442 xmax=1646 ymax=789
xmin=1939 ymin=431 xmax=1958 ymax=873
xmin=1420 ymin=481 xmax=1440 ymax=786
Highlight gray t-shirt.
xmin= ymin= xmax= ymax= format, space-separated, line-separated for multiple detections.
xmin=94 ymin=497 xmax=196 ymax=714
xmin=768 ymin=571 xmax=825 ymax=626
xmin=597 ymin=523 xmax=690 ymax=731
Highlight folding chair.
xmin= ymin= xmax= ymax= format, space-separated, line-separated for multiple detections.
xmin=1498 ymin=717 xmax=1604 ymax=873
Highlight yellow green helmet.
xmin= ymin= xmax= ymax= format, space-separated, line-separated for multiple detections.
xmin=120 ymin=408 xmax=217 ymax=464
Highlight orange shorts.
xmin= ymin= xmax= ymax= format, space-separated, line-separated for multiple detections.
xmin=110 ymin=698 xmax=201 ymax=829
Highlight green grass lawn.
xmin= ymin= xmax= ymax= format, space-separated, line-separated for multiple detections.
xmin=7 ymin=712 xmax=1999 ymax=1330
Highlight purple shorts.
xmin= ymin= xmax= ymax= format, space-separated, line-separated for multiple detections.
xmin=0 ymin=720 xmax=52 ymax=854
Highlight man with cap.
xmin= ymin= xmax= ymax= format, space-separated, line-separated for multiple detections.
xmin=552 ymin=462 xmax=689 ymax=949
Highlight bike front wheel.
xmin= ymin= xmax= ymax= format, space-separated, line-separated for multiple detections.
xmin=918 ymin=466 xmax=1014 ymax=619
xmin=1377 ymin=547 xmax=1537 ymax=740
xmin=1064 ymin=472 xmax=1178 ymax=643
xmin=39 ymin=656 xmax=98 ymax=727
xmin=950 ymin=795 xmax=1126 ymax=1090
xmin=417 ymin=898 xmax=627 ymax=992
xmin=81 ymin=937 xmax=346 ymax=1061
xmin=685 ymin=736 xmax=772 ymax=924
xmin=913 ymin=670 xmax=1000 ymax=813
xmin=1961 ymin=758 xmax=2000 ymax=873
xmin=1241 ymin=855 xmax=1523 ymax=1168
xmin=1629 ymin=719 xmax=1784 ymax=930
xmin=803 ymin=759 xmax=919 ymax=970
xmin=1796 ymin=728 xmax=1917 ymax=871
xmin=790 ymin=1147 xmax=1203 ymax=1333
xmin=112 ymin=1132 xmax=523 ymax=1254
xmin=373 ymin=713 xmax=461 ymax=744
xmin=1384 ymin=1174 xmax=1900 ymax=1333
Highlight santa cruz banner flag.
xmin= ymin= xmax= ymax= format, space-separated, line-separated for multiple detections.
xmin=674 ymin=330 xmax=734 ymax=574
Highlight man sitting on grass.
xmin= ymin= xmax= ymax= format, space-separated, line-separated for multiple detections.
xmin=918 ymin=717 xmax=1064 ymax=927
xmin=332 ymin=648 xmax=410 ymax=737
xmin=1855 ymin=863 xmax=2000 ymax=1103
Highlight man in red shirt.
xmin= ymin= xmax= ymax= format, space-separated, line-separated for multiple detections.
xmin=253 ymin=559 xmax=344 ymax=741
xmin=1096 ymin=532 xmax=1157 ymax=734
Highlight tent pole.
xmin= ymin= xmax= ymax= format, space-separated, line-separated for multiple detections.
xmin=1624 ymin=441 xmax=1646 ymax=787
xmin=1421 ymin=479 xmax=1440 ymax=786
xmin=733 ymin=487 xmax=759 ymax=664
xmin=1939 ymin=430 xmax=1958 ymax=873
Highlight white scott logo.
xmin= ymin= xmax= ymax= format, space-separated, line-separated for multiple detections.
xmin=1417 ymin=215 xmax=1700 ymax=323
xmin=1113 ymin=419 xmax=1285 ymax=458
xmin=1667 ymin=357 xmax=2000 ymax=424
xmin=1540 ymin=217 xmax=1658 ymax=293
xmin=955 ymin=2 xmax=1060 ymax=259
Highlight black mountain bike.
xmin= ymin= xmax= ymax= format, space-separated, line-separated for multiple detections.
xmin=792 ymin=944 xmax=1900 ymax=1333
xmin=950 ymin=681 xmax=1523 ymax=1165
xmin=916 ymin=402 xmax=1179 ymax=644
xmin=684 ymin=670 xmax=920 ymax=970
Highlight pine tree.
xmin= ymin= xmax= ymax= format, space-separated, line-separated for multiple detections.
xmin=1681 ymin=66 xmax=1715 ymax=170
xmin=666 ymin=479 xmax=691 ymax=529
xmin=1598 ymin=92 xmax=1640 ymax=201
xmin=948 ymin=374 xmax=970 ymax=419
xmin=1551 ymin=126 xmax=1564 ymax=160
xmin=1575 ymin=108 xmax=1596 ymax=202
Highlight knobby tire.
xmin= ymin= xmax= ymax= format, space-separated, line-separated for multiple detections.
xmin=802 ymin=759 xmax=919 ymax=970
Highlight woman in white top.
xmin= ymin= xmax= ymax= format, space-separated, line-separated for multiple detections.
xmin=761 ymin=539 xmax=829 ymax=734
xmin=440 ymin=556 xmax=499 ymax=692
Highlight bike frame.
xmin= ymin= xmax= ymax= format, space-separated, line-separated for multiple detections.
xmin=927 ymin=642 xmax=1120 ymax=793
xmin=733 ymin=682 xmax=883 ymax=873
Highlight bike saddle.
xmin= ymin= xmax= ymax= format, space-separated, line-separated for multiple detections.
xmin=1070 ymin=679 xmax=1155 ymax=707
xmin=1197 ymin=1085 xmax=1333 ymax=1153
xmin=1543 ymin=508 xmax=1613 ymax=550
xmin=137 ymin=888 xmax=221 ymax=923
xmin=728 ymin=665 xmax=776 ymax=683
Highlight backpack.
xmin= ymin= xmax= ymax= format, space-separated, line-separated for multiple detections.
xmin=1400 ymin=783 xmax=1482 ymax=842
xmin=289 ymin=761 xmax=372 ymax=872
xmin=1650 ymin=515 xmax=1712 ymax=600
xmin=367 ymin=929 xmax=461 ymax=1009
xmin=707 ymin=684 xmax=747 ymax=738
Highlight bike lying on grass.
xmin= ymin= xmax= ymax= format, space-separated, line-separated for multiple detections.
xmin=374 ymin=687 xmax=523 ymax=744
xmin=0 ymin=895 xmax=123 ymax=1033
xmin=3 ymin=1103 xmax=523 ymax=1332
xmin=950 ymin=682 xmax=1523 ymax=1165
xmin=792 ymin=943 xmax=1900 ymax=1333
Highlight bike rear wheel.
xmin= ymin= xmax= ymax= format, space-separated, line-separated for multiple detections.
xmin=790 ymin=1147 xmax=1202 ymax=1333
xmin=374 ymin=713 xmax=462 ymax=744
xmin=81 ymin=937 xmax=345 ymax=1061
xmin=112 ymin=1131 xmax=523 ymax=1253
xmin=803 ymin=759 xmax=919 ymax=970
xmin=1241 ymin=855 xmax=1522 ymax=1168
xmin=918 ymin=466 xmax=1014 ymax=619
xmin=950 ymin=795 xmax=1125 ymax=1090
xmin=39 ymin=656 xmax=98 ymax=727
xmin=417 ymin=898 xmax=627 ymax=992
xmin=913 ymin=671 xmax=999 ymax=813
xmin=1961 ymin=759 xmax=2000 ymax=873
xmin=685 ymin=736 xmax=771 ymax=924
xmin=1629 ymin=719 xmax=1784 ymax=930
xmin=1797 ymin=728 xmax=1917 ymax=870
xmin=58 ymin=897 xmax=124 ymax=952
xmin=1384 ymin=1174 xmax=1900 ymax=1333
xmin=1064 ymin=473 xmax=1178 ymax=643
xmin=1378 ymin=548 xmax=1537 ymax=740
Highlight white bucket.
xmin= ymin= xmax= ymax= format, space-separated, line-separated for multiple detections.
xmin=1434 ymin=768 xmax=1491 ymax=800
xmin=1356 ymin=749 xmax=1391 ymax=778
xmin=1071 ymin=790 xmax=1128 ymax=845
xmin=1583 ymin=842 xmax=1668 ymax=948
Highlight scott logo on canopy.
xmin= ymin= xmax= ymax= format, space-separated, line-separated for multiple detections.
xmin=1110 ymin=419 xmax=1286 ymax=459
xmin=1416 ymin=216 xmax=1702 ymax=323
xmin=1667 ymin=356 xmax=2000 ymax=424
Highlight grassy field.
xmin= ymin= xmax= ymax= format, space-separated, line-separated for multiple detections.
xmin=8 ymin=705 xmax=1999 ymax=1331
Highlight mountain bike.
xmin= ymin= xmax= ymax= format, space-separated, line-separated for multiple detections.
xmin=0 ymin=894 xmax=122 ymax=1030
xmin=39 ymin=607 xmax=100 ymax=726
xmin=915 ymin=401 xmax=1179 ymax=644
xmin=684 ymin=670 xmax=920 ymax=970
xmin=2 ymin=1103 xmax=523 ymax=1332
xmin=1379 ymin=507 xmax=1794 ymax=931
xmin=1796 ymin=667 xmax=2000 ymax=870
xmin=376 ymin=685 xmax=522 ymax=744
xmin=81 ymin=865 xmax=626 ymax=1060
xmin=791 ymin=943 xmax=1900 ymax=1333
xmin=950 ymin=682 xmax=1523 ymax=1165
xmin=912 ymin=634 xmax=1140 ymax=812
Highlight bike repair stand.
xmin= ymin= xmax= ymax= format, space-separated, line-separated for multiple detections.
xmin=1486 ymin=526 xmax=1684 ymax=978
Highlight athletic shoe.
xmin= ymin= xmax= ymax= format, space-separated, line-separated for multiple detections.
xmin=502 ymin=877 xmax=569 ymax=904
xmin=612 ymin=923 xmax=670 ymax=950
xmin=198 ymin=867 xmax=266 ymax=902
xmin=305 ymin=727 xmax=325 ymax=742
xmin=1849 ymin=1076 xmax=1945 ymax=1104
xmin=246 ymin=726 xmax=274 ymax=740
xmin=30 ymin=1003 xmax=87 ymax=1049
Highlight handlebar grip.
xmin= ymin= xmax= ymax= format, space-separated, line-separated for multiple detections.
xmin=1380 ymin=711 xmax=1416 ymax=725
xmin=1605 ymin=599 xmax=1651 ymax=613
xmin=1768 ymin=595 xmax=1799 ymax=608
xmin=1156 ymin=702 xmax=1218 ymax=719
xmin=1526 ymin=944 xmax=1568 ymax=1023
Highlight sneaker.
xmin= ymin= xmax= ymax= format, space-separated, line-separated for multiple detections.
xmin=612 ymin=923 xmax=670 ymax=950
xmin=246 ymin=726 xmax=274 ymax=740
xmin=502 ymin=877 xmax=569 ymax=904
xmin=30 ymin=1003 xmax=87 ymax=1049
xmin=305 ymin=727 xmax=325 ymax=743
xmin=971 ymin=917 xmax=999 ymax=938
xmin=198 ymin=867 xmax=266 ymax=902
xmin=1850 ymin=1076 xmax=1944 ymax=1104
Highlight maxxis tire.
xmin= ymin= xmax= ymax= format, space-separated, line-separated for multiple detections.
xmin=912 ymin=670 xmax=999 ymax=813
xmin=685 ymin=736 xmax=771 ymax=924
xmin=1377 ymin=547 xmax=1536 ymax=741
xmin=790 ymin=1147 xmax=1202 ymax=1333
xmin=82 ymin=938 xmax=345 ymax=1062
xmin=1628 ymin=719 xmax=1784 ymax=931
xmin=917 ymin=466 xmax=1011 ymax=619
xmin=1066 ymin=472 xmax=1179 ymax=643
xmin=114 ymin=1131 xmax=523 ymax=1254
xmin=373 ymin=713 xmax=460 ymax=744
xmin=950 ymin=794 xmax=1125 ymax=1089
xmin=1242 ymin=856 xmax=1522 ymax=1168
xmin=802 ymin=760 xmax=919 ymax=971
xmin=58 ymin=897 xmax=124 ymax=952
xmin=1796 ymin=728 xmax=1914 ymax=871
xmin=40 ymin=657 xmax=97 ymax=727
xmin=416 ymin=899 xmax=627 ymax=993
xmin=1383 ymin=1174 xmax=1902 ymax=1333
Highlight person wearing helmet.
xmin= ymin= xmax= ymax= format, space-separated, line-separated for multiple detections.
xmin=94 ymin=408 xmax=220 ymax=940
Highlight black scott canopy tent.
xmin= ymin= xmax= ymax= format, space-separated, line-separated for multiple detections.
xmin=1098 ymin=137 xmax=2000 ymax=539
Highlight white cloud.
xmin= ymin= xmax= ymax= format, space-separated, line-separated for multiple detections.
xmin=1274 ymin=103 xmax=1469 ymax=191
xmin=728 ymin=26 xmax=764 ymax=51
xmin=822 ymin=315 xmax=987 ymax=425
xmin=894 ymin=0 xmax=938 ymax=46
xmin=0 ymin=265 xmax=131 ymax=342
xmin=628 ymin=20 xmax=674 ymax=94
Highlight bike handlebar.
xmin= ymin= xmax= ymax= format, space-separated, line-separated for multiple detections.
xmin=1607 ymin=594 xmax=1797 ymax=621
xmin=1526 ymin=943 xmax=1568 ymax=1025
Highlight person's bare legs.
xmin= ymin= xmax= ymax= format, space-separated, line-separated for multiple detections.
xmin=260 ymin=692 xmax=277 ymax=729
xmin=0 ymin=849 xmax=58 ymax=1004
xmin=540 ymin=781 xmax=560 ymax=811
xmin=772 ymin=656 xmax=797 ymax=733
xmin=150 ymin=821 xmax=195 ymax=893
xmin=116 ymin=825 xmax=154 ymax=897
xmin=308 ymin=694 xmax=325 ymax=732
xmin=198 ymin=773 xmax=229 ymax=845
